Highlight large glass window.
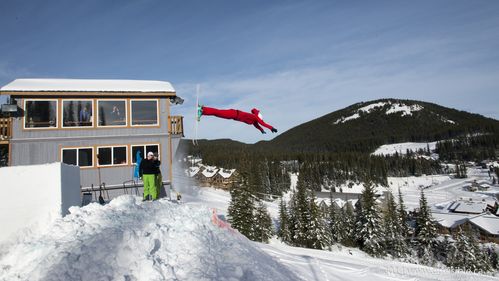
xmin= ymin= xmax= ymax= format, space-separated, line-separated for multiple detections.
xmin=62 ymin=100 xmax=93 ymax=127
xmin=97 ymin=146 xmax=127 ymax=166
xmin=62 ymin=147 xmax=93 ymax=167
xmin=97 ymin=100 xmax=126 ymax=127
xmin=131 ymin=100 xmax=158 ymax=126
xmin=131 ymin=144 xmax=159 ymax=163
xmin=24 ymin=100 xmax=58 ymax=128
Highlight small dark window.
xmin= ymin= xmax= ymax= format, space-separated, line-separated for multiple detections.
xmin=97 ymin=147 xmax=112 ymax=166
xmin=113 ymin=147 xmax=127 ymax=165
xmin=146 ymin=145 xmax=159 ymax=157
xmin=131 ymin=100 xmax=158 ymax=125
xmin=132 ymin=146 xmax=145 ymax=164
xmin=62 ymin=147 xmax=93 ymax=167
xmin=25 ymin=100 xmax=57 ymax=128
xmin=78 ymin=148 xmax=93 ymax=167
xmin=62 ymin=149 xmax=77 ymax=166
xmin=63 ymin=100 xmax=93 ymax=127
xmin=131 ymin=144 xmax=159 ymax=163
xmin=98 ymin=100 xmax=126 ymax=126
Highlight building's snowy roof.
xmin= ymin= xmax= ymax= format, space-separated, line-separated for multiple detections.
xmin=218 ymin=169 xmax=236 ymax=179
xmin=469 ymin=214 xmax=499 ymax=235
xmin=433 ymin=212 xmax=470 ymax=229
xmin=0 ymin=78 xmax=175 ymax=93
xmin=201 ymin=167 xmax=219 ymax=178
xmin=451 ymin=201 xmax=488 ymax=214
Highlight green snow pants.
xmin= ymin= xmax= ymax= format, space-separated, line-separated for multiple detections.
xmin=143 ymin=174 xmax=158 ymax=200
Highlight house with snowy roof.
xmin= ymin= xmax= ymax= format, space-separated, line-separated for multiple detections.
xmin=447 ymin=198 xmax=497 ymax=215
xmin=0 ymin=78 xmax=184 ymax=193
xmin=434 ymin=212 xmax=499 ymax=243
xmin=213 ymin=168 xmax=237 ymax=188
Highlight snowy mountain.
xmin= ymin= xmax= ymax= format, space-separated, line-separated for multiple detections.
xmin=265 ymin=98 xmax=499 ymax=153
xmin=185 ymin=98 xmax=499 ymax=155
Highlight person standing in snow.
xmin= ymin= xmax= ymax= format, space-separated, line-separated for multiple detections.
xmin=153 ymin=153 xmax=162 ymax=198
xmin=139 ymin=152 xmax=160 ymax=201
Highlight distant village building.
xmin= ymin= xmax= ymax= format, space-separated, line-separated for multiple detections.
xmin=434 ymin=212 xmax=499 ymax=243
xmin=447 ymin=198 xmax=497 ymax=215
xmin=185 ymin=162 xmax=238 ymax=189
xmin=434 ymin=197 xmax=499 ymax=243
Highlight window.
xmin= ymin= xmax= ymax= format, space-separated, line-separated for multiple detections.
xmin=97 ymin=100 xmax=127 ymax=127
xmin=131 ymin=100 xmax=158 ymax=126
xmin=24 ymin=99 xmax=58 ymax=128
xmin=131 ymin=144 xmax=160 ymax=164
xmin=62 ymin=100 xmax=93 ymax=127
xmin=61 ymin=147 xmax=93 ymax=167
xmin=97 ymin=146 xmax=128 ymax=166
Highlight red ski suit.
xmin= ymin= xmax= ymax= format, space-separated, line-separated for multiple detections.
xmin=202 ymin=106 xmax=275 ymax=133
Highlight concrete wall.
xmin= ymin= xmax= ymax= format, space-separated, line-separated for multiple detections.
xmin=0 ymin=162 xmax=81 ymax=243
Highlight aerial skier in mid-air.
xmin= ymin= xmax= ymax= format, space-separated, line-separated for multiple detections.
xmin=197 ymin=105 xmax=278 ymax=134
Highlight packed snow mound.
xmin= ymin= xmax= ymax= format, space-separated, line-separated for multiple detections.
xmin=0 ymin=196 xmax=299 ymax=281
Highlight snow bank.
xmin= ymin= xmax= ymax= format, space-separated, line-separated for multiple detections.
xmin=0 ymin=163 xmax=80 ymax=243
xmin=0 ymin=196 xmax=299 ymax=281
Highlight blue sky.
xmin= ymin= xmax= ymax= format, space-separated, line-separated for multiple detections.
xmin=1 ymin=0 xmax=498 ymax=143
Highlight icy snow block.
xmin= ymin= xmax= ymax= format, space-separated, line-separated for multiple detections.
xmin=0 ymin=162 xmax=81 ymax=243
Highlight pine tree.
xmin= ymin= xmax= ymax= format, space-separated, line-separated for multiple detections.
xmin=290 ymin=176 xmax=310 ymax=247
xmin=227 ymin=184 xmax=256 ymax=240
xmin=383 ymin=192 xmax=409 ymax=258
xmin=253 ymin=201 xmax=274 ymax=243
xmin=397 ymin=188 xmax=410 ymax=239
xmin=307 ymin=196 xmax=331 ymax=249
xmin=341 ymin=202 xmax=357 ymax=247
xmin=328 ymin=192 xmax=343 ymax=243
xmin=415 ymin=190 xmax=437 ymax=265
xmin=355 ymin=183 xmax=385 ymax=257
xmin=278 ymin=198 xmax=292 ymax=243
xmin=447 ymin=227 xmax=493 ymax=273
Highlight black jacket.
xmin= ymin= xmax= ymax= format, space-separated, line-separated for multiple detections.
xmin=139 ymin=159 xmax=161 ymax=177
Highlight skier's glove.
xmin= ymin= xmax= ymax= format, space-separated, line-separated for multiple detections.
xmin=271 ymin=128 xmax=278 ymax=133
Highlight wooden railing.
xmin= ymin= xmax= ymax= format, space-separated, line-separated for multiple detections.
xmin=168 ymin=115 xmax=184 ymax=136
xmin=0 ymin=118 xmax=11 ymax=143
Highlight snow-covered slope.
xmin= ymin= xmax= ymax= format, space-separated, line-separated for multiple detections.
xmin=1 ymin=183 xmax=497 ymax=281
xmin=182 ymin=186 xmax=497 ymax=281
xmin=334 ymin=101 xmax=424 ymax=124
xmin=373 ymin=141 xmax=437 ymax=156
xmin=0 ymin=196 xmax=298 ymax=281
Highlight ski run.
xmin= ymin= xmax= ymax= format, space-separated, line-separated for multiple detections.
xmin=0 ymin=186 xmax=496 ymax=281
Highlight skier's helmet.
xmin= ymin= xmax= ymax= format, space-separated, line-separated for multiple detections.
xmin=251 ymin=108 xmax=263 ymax=120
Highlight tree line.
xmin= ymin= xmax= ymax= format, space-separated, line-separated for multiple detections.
xmin=228 ymin=170 xmax=497 ymax=273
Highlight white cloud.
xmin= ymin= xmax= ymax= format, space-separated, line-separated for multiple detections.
xmin=172 ymin=37 xmax=499 ymax=144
